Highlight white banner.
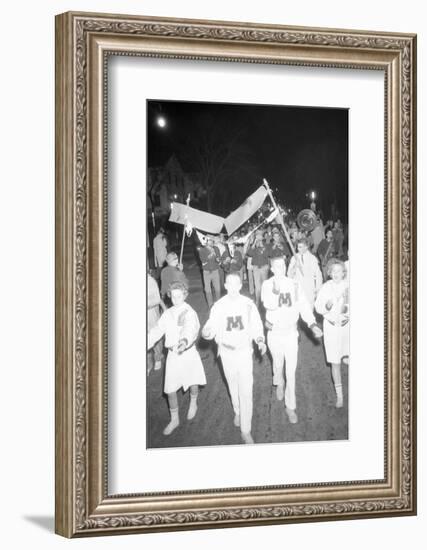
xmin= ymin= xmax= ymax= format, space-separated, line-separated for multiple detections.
xmin=169 ymin=202 xmax=224 ymax=234
xmin=224 ymin=186 xmax=268 ymax=235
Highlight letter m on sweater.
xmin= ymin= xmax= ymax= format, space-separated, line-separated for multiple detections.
xmin=226 ymin=316 xmax=244 ymax=331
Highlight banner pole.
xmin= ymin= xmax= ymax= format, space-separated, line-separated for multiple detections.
xmin=179 ymin=194 xmax=190 ymax=265
xmin=262 ymin=178 xmax=296 ymax=256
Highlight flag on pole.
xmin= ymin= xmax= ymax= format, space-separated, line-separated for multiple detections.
xmin=169 ymin=202 xmax=224 ymax=234
xmin=185 ymin=220 xmax=193 ymax=237
xmin=224 ymin=186 xmax=268 ymax=235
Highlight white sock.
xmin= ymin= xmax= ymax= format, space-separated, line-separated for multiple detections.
xmin=163 ymin=407 xmax=179 ymax=435
xmin=187 ymin=394 xmax=198 ymax=420
xmin=241 ymin=431 xmax=254 ymax=444
xmin=276 ymin=384 xmax=284 ymax=401
xmin=335 ymin=384 xmax=343 ymax=408
xmin=286 ymin=407 xmax=298 ymax=424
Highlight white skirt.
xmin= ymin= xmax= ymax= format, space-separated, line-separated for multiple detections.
xmin=164 ymin=345 xmax=207 ymax=394
xmin=323 ymin=320 xmax=349 ymax=364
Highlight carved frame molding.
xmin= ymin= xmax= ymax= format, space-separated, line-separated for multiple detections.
xmin=55 ymin=12 xmax=416 ymax=537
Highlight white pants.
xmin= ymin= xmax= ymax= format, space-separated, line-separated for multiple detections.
xmin=220 ymin=347 xmax=253 ymax=434
xmin=267 ymin=329 xmax=299 ymax=410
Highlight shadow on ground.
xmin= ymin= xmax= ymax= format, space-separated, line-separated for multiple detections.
xmin=23 ymin=516 xmax=54 ymax=533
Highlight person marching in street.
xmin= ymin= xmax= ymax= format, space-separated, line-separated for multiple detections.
xmin=214 ymin=233 xmax=227 ymax=291
xmin=315 ymin=258 xmax=349 ymax=408
xmin=317 ymin=229 xmax=336 ymax=280
xmin=160 ymin=251 xmax=189 ymax=300
xmin=234 ymin=230 xmax=247 ymax=284
xmin=267 ymin=228 xmax=291 ymax=266
xmin=289 ymin=220 xmax=303 ymax=245
xmin=153 ymin=227 xmax=168 ymax=274
xmin=287 ymin=236 xmax=323 ymax=310
xmin=246 ymin=229 xmax=270 ymax=307
xmin=147 ymin=272 xmax=165 ymax=373
xmin=332 ymin=219 xmax=345 ymax=258
xmin=261 ymin=256 xmax=323 ymax=424
xmin=148 ymin=281 xmax=207 ymax=435
xmin=198 ymin=235 xmax=222 ymax=308
xmin=310 ymin=214 xmax=325 ymax=254
xmin=221 ymin=237 xmax=243 ymax=276
xmin=202 ymin=272 xmax=267 ymax=444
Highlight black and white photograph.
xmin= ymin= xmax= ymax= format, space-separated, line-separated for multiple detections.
xmin=0 ymin=0 xmax=420 ymax=545
xmin=146 ymin=100 xmax=349 ymax=448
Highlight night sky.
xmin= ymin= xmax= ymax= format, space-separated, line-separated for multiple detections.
xmin=147 ymin=99 xmax=348 ymax=220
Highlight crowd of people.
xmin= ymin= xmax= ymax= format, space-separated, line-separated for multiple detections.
xmin=147 ymin=214 xmax=349 ymax=445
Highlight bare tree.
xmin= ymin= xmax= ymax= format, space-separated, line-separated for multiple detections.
xmin=179 ymin=113 xmax=260 ymax=215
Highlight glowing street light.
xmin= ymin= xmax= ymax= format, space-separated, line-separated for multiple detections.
xmin=156 ymin=116 xmax=167 ymax=128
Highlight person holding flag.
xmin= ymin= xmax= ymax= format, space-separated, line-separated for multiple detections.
xmin=287 ymin=237 xmax=323 ymax=309
xmin=267 ymin=228 xmax=292 ymax=265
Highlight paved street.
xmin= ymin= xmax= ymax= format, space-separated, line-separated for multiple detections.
xmin=147 ymin=243 xmax=348 ymax=448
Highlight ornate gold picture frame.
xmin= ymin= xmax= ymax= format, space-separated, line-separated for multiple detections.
xmin=55 ymin=11 xmax=416 ymax=537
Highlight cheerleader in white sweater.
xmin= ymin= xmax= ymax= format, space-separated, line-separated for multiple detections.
xmin=261 ymin=256 xmax=323 ymax=424
xmin=315 ymin=259 xmax=349 ymax=408
xmin=202 ymin=272 xmax=266 ymax=444
xmin=148 ymin=281 xmax=206 ymax=435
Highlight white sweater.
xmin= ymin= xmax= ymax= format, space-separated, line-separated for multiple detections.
xmin=203 ymin=294 xmax=264 ymax=350
xmin=148 ymin=302 xmax=200 ymax=350
xmin=315 ymin=280 xmax=349 ymax=325
xmin=261 ymin=276 xmax=316 ymax=331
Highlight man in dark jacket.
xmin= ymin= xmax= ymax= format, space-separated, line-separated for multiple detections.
xmin=317 ymin=229 xmax=336 ymax=279
xmin=220 ymin=238 xmax=243 ymax=276
xmin=198 ymin=236 xmax=221 ymax=307
xmin=246 ymin=230 xmax=270 ymax=306
xmin=267 ymin=229 xmax=291 ymax=264
xmin=160 ymin=252 xmax=189 ymax=299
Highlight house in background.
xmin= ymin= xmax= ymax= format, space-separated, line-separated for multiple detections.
xmin=147 ymin=154 xmax=206 ymax=222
